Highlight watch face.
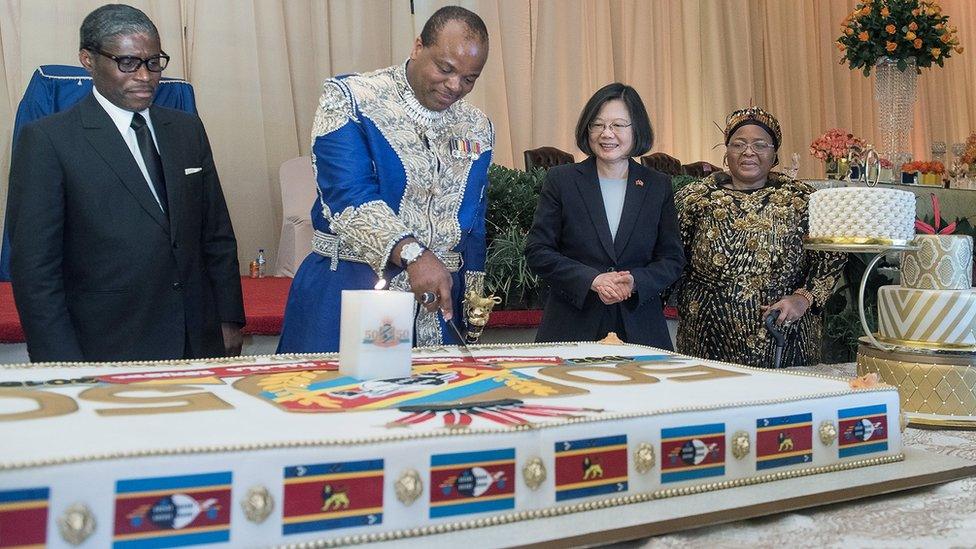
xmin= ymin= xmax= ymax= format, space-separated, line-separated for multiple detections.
xmin=402 ymin=242 xmax=425 ymax=265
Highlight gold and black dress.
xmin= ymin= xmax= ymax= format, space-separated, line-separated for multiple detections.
xmin=673 ymin=172 xmax=845 ymax=368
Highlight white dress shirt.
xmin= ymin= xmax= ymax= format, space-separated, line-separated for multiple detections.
xmin=91 ymin=87 xmax=165 ymax=211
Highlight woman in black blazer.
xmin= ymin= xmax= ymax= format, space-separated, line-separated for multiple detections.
xmin=525 ymin=83 xmax=685 ymax=349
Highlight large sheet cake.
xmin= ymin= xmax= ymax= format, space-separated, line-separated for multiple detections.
xmin=0 ymin=342 xmax=903 ymax=547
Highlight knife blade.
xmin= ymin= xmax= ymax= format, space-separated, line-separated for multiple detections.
xmin=444 ymin=315 xmax=474 ymax=359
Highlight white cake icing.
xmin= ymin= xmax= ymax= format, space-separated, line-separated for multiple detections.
xmin=878 ymin=286 xmax=976 ymax=349
xmin=901 ymin=235 xmax=973 ymax=290
xmin=807 ymin=187 xmax=916 ymax=243
xmin=0 ymin=343 xmax=902 ymax=546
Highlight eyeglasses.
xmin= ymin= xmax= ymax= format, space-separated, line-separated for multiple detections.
xmin=588 ymin=120 xmax=632 ymax=134
xmin=88 ymin=48 xmax=170 ymax=73
xmin=727 ymin=140 xmax=775 ymax=155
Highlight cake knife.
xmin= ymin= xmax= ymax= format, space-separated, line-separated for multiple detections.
xmin=444 ymin=315 xmax=474 ymax=359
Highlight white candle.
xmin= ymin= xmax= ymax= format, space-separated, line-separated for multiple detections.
xmin=339 ymin=289 xmax=414 ymax=380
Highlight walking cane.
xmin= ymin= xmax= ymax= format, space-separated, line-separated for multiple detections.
xmin=764 ymin=309 xmax=786 ymax=369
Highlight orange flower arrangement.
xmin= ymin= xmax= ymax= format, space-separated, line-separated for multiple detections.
xmin=838 ymin=0 xmax=961 ymax=75
xmin=901 ymin=160 xmax=945 ymax=173
xmin=960 ymin=132 xmax=976 ymax=165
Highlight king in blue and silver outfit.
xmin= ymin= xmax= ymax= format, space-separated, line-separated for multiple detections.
xmin=279 ymin=6 xmax=493 ymax=352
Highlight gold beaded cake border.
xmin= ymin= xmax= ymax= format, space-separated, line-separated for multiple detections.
xmin=804 ymin=237 xmax=912 ymax=246
xmin=0 ymin=341 xmax=900 ymax=471
xmin=273 ymin=453 xmax=905 ymax=548
xmin=906 ymin=416 xmax=976 ymax=428
xmin=873 ymin=334 xmax=976 ymax=352
xmin=0 ymin=339 xmax=866 ymax=384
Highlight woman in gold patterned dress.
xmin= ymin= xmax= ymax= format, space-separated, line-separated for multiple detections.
xmin=673 ymin=107 xmax=845 ymax=368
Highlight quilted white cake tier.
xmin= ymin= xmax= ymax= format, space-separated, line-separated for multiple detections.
xmin=901 ymin=235 xmax=974 ymax=290
xmin=807 ymin=187 xmax=916 ymax=244
xmin=0 ymin=343 xmax=903 ymax=548
xmin=878 ymin=285 xmax=976 ymax=348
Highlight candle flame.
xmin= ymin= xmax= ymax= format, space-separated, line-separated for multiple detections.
xmin=374 ymin=278 xmax=387 ymax=290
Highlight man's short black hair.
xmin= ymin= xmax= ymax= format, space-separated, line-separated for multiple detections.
xmin=575 ymin=83 xmax=654 ymax=158
xmin=420 ymin=5 xmax=488 ymax=47
xmin=80 ymin=4 xmax=158 ymax=51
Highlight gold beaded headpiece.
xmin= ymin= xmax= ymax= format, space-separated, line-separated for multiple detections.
xmin=724 ymin=106 xmax=782 ymax=149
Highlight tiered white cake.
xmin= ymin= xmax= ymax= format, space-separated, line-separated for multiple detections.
xmin=0 ymin=343 xmax=902 ymax=547
xmin=807 ymin=187 xmax=916 ymax=244
xmin=878 ymin=235 xmax=976 ymax=348
xmin=860 ymin=234 xmax=976 ymax=426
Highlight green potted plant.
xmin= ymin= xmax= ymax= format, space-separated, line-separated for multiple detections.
xmin=484 ymin=165 xmax=547 ymax=309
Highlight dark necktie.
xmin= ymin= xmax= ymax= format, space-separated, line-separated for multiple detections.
xmin=130 ymin=112 xmax=168 ymax=212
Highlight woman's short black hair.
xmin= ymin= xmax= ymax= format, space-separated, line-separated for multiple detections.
xmin=575 ymin=82 xmax=653 ymax=158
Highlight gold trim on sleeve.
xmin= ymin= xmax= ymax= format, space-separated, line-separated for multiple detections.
xmin=328 ymin=200 xmax=412 ymax=277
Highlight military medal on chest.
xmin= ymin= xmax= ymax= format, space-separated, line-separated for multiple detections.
xmin=450 ymin=137 xmax=482 ymax=161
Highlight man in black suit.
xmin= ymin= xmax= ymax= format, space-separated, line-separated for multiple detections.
xmin=7 ymin=4 xmax=244 ymax=362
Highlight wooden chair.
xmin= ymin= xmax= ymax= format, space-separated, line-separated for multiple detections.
xmin=682 ymin=161 xmax=722 ymax=178
xmin=524 ymin=146 xmax=574 ymax=171
xmin=639 ymin=152 xmax=684 ymax=176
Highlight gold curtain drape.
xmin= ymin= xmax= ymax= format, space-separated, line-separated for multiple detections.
xmin=2 ymin=0 xmax=976 ymax=270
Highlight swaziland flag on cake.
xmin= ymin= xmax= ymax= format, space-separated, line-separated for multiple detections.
xmin=429 ymin=448 xmax=515 ymax=518
xmin=0 ymin=487 xmax=49 ymax=548
xmin=838 ymin=404 xmax=888 ymax=458
xmin=661 ymin=423 xmax=725 ymax=483
xmin=554 ymin=435 xmax=628 ymax=501
xmin=282 ymin=459 xmax=384 ymax=535
xmin=756 ymin=413 xmax=813 ymax=470
xmin=112 ymin=471 xmax=231 ymax=548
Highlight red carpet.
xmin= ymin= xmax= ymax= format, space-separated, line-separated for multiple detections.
xmin=0 ymin=282 xmax=22 ymax=343
xmin=240 ymin=276 xmax=294 ymax=335
xmin=0 ymin=277 xmax=292 ymax=343
xmin=0 ymin=279 xmax=677 ymax=343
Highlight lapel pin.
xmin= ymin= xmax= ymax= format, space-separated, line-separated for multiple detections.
xmin=635 ymin=179 xmax=644 ymax=187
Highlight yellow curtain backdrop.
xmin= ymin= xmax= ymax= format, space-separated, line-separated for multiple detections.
xmin=2 ymin=0 xmax=976 ymax=271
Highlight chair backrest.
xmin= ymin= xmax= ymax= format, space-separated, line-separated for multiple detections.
xmin=279 ymin=157 xmax=318 ymax=219
xmin=683 ymin=161 xmax=722 ymax=179
xmin=275 ymin=156 xmax=318 ymax=277
xmin=639 ymin=152 xmax=684 ymax=176
xmin=524 ymin=146 xmax=575 ymax=171
xmin=1 ymin=65 xmax=198 ymax=281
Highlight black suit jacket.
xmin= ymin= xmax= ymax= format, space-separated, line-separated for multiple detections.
xmin=8 ymin=94 xmax=244 ymax=362
xmin=525 ymin=157 xmax=685 ymax=349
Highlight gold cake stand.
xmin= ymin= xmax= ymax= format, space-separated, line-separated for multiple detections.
xmin=857 ymin=340 xmax=976 ymax=429
xmin=803 ymin=241 xmax=916 ymax=352
xmin=803 ymin=241 xmax=976 ymax=427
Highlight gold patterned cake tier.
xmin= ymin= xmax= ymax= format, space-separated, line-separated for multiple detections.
xmin=877 ymin=285 xmax=976 ymax=348
xmin=857 ymin=343 xmax=976 ymax=427
xmin=901 ymin=235 xmax=973 ymax=290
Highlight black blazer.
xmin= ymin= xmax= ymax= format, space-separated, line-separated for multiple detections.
xmin=525 ymin=157 xmax=684 ymax=349
xmin=8 ymin=94 xmax=244 ymax=362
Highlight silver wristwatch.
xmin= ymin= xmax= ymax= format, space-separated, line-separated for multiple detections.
xmin=399 ymin=241 xmax=426 ymax=268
